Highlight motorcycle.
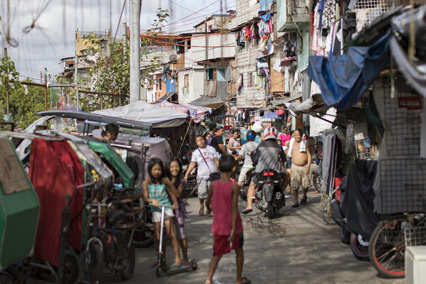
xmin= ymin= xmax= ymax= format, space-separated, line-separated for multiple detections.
xmin=254 ymin=169 xmax=285 ymax=219
xmin=331 ymin=160 xmax=379 ymax=261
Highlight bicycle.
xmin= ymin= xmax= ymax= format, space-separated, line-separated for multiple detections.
xmin=368 ymin=214 xmax=426 ymax=278
xmin=85 ymin=194 xmax=139 ymax=283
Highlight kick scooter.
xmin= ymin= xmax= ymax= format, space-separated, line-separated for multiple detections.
xmin=154 ymin=204 xmax=197 ymax=277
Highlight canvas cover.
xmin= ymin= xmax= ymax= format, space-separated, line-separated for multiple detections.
xmin=92 ymin=130 xmax=173 ymax=184
xmin=308 ymin=33 xmax=390 ymax=110
xmin=87 ymin=140 xmax=135 ymax=188
xmin=29 ymin=138 xmax=84 ymax=266
xmin=93 ymin=101 xmax=188 ymax=128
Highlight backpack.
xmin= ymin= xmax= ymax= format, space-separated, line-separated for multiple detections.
xmin=206 ymin=134 xmax=217 ymax=146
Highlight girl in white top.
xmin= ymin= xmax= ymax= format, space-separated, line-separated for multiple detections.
xmin=227 ymin=129 xmax=241 ymax=155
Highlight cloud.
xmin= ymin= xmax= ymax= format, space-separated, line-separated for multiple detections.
xmin=1 ymin=0 xmax=232 ymax=80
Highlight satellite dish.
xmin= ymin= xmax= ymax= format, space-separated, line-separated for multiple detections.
xmin=169 ymin=55 xmax=177 ymax=62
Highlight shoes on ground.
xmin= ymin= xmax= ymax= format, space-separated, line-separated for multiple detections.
xmin=292 ymin=203 xmax=300 ymax=208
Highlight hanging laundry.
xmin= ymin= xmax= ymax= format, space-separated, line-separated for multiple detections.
xmin=322 ymin=0 xmax=336 ymax=32
xmin=244 ymin=26 xmax=252 ymax=40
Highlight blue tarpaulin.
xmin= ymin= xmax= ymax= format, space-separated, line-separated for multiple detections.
xmin=307 ymin=33 xmax=390 ymax=110
xmin=165 ymin=80 xmax=176 ymax=93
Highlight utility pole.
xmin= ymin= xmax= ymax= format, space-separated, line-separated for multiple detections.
xmin=130 ymin=0 xmax=141 ymax=103
xmin=44 ymin=68 xmax=48 ymax=110
xmin=4 ymin=48 xmax=9 ymax=114
xmin=75 ymin=55 xmax=80 ymax=111
xmin=205 ymin=19 xmax=208 ymax=96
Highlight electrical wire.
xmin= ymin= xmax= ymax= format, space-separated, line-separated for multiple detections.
xmin=148 ymin=38 xmax=234 ymax=48
xmin=156 ymin=0 xmax=221 ymax=28
xmin=113 ymin=0 xmax=126 ymax=44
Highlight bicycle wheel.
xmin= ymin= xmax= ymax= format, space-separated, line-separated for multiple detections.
xmin=120 ymin=242 xmax=135 ymax=280
xmin=321 ymin=190 xmax=336 ymax=225
xmin=369 ymin=217 xmax=408 ymax=278
xmin=87 ymin=241 xmax=103 ymax=283
xmin=63 ymin=250 xmax=79 ymax=284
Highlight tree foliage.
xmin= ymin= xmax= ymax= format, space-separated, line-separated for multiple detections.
xmin=0 ymin=55 xmax=50 ymax=129
xmin=0 ymin=55 xmax=21 ymax=115
xmin=78 ymin=8 xmax=169 ymax=112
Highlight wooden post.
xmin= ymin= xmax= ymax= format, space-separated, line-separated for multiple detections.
xmin=4 ymin=48 xmax=9 ymax=114
xmin=100 ymin=95 xmax=103 ymax=110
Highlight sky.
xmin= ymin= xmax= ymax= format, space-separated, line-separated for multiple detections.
xmin=0 ymin=0 xmax=235 ymax=83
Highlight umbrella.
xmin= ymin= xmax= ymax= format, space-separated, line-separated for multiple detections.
xmin=262 ymin=112 xmax=282 ymax=119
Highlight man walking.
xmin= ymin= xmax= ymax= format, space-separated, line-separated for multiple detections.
xmin=286 ymin=129 xmax=311 ymax=208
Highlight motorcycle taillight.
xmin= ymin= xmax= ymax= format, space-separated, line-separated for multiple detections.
xmin=263 ymin=172 xmax=274 ymax=176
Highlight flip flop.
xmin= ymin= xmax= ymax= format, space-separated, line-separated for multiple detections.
xmin=242 ymin=208 xmax=252 ymax=214
xmin=207 ymin=212 xmax=214 ymax=217
xmin=199 ymin=210 xmax=205 ymax=216
xmin=170 ymin=263 xmax=184 ymax=270
xmin=240 ymin=277 xmax=252 ymax=284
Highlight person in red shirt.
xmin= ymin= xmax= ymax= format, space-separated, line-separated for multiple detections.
xmin=205 ymin=155 xmax=251 ymax=284
xmin=279 ymin=126 xmax=291 ymax=146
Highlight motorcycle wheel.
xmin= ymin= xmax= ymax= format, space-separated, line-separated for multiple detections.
xmin=350 ymin=233 xmax=370 ymax=261
xmin=340 ymin=227 xmax=350 ymax=244
xmin=240 ymin=184 xmax=248 ymax=201
xmin=267 ymin=202 xmax=274 ymax=219
xmin=120 ymin=242 xmax=135 ymax=280
xmin=368 ymin=217 xmax=408 ymax=278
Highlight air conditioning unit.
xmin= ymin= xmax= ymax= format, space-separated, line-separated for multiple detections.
xmin=277 ymin=0 xmax=310 ymax=32
xmin=405 ymin=246 xmax=426 ymax=284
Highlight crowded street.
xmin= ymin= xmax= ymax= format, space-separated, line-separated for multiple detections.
xmin=100 ymin=190 xmax=404 ymax=284
xmin=1 ymin=0 xmax=426 ymax=284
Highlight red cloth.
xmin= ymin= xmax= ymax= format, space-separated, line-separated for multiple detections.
xmin=29 ymin=138 xmax=84 ymax=266
xmin=334 ymin=177 xmax=344 ymax=202
xmin=244 ymin=26 xmax=251 ymax=40
xmin=213 ymin=233 xmax=244 ymax=256
xmin=211 ymin=181 xmax=243 ymax=235
xmin=49 ymin=140 xmax=85 ymax=250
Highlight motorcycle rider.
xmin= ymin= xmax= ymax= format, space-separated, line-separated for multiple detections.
xmin=242 ymin=127 xmax=288 ymax=214
xmin=237 ymin=130 xmax=258 ymax=188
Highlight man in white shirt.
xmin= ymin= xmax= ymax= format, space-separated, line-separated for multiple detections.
xmin=184 ymin=135 xmax=219 ymax=216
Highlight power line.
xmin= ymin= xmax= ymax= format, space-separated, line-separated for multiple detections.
xmin=159 ymin=0 xmax=221 ymax=28
xmin=113 ymin=0 xmax=127 ymax=44
xmin=148 ymin=38 xmax=234 ymax=48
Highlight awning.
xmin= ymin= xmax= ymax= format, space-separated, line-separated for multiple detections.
xmin=273 ymin=94 xmax=303 ymax=105
xmin=189 ymin=96 xmax=225 ymax=109
xmin=92 ymin=101 xmax=188 ymax=128
xmin=156 ymin=92 xmax=176 ymax=103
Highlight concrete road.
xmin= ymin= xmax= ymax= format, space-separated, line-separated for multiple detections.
xmin=102 ymin=191 xmax=404 ymax=284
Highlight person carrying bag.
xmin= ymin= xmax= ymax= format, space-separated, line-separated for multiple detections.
xmin=184 ymin=135 xmax=220 ymax=216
